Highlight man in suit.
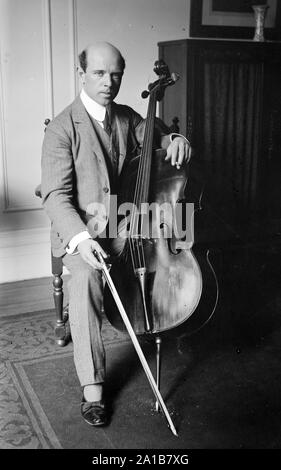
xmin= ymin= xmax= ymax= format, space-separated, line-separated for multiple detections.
xmin=41 ymin=42 xmax=190 ymax=427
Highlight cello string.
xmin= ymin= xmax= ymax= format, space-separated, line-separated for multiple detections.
xmin=131 ymin=93 xmax=154 ymax=222
xmin=138 ymin=94 xmax=156 ymax=205
xmin=140 ymin=91 xmax=158 ymax=263
xmin=128 ymin=87 xmax=157 ymax=270
xmin=128 ymin=112 xmax=148 ymax=263
xmin=134 ymin=89 xmax=157 ymax=266
xmin=133 ymin=86 xmax=157 ymax=215
xmin=137 ymin=94 xmax=157 ymax=266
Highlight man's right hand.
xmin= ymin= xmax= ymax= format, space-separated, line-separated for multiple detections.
xmin=77 ymin=239 xmax=108 ymax=270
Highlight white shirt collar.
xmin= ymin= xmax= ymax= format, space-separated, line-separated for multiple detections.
xmin=80 ymin=88 xmax=107 ymax=122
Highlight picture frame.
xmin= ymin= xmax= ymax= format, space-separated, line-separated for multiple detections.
xmin=190 ymin=0 xmax=281 ymax=40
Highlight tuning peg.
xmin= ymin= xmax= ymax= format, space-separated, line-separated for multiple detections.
xmin=141 ymin=90 xmax=150 ymax=99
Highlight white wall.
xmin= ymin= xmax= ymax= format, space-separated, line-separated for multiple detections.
xmin=77 ymin=0 xmax=189 ymax=116
xmin=0 ymin=0 xmax=190 ymax=283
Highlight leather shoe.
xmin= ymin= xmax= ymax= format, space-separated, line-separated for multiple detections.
xmin=81 ymin=395 xmax=107 ymax=427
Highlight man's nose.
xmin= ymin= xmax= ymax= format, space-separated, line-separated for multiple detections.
xmin=103 ymin=73 xmax=112 ymax=87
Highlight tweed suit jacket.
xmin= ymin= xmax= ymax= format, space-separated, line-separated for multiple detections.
xmin=41 ymin=96 xmax=171 ymax=257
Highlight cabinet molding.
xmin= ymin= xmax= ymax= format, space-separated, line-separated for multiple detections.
xmin=159 ymin=38 xmax=281 ymax=241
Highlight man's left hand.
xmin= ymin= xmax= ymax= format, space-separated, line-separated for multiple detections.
xmin=165 ymin=136 xmax=191 ymax=169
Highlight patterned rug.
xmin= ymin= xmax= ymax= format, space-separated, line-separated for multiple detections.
xmin=0 ymin=310 xmax=129 ymax=449
xmin=2 ymin=300 xmax=281 ymax=449
xmin=0 ymin=310 xmax=187 ymax=450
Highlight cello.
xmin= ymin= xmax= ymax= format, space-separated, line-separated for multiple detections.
xmin=100 ymin=60 xmax=219 ymax=434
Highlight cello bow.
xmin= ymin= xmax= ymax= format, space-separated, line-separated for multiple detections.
xmin=94 ymin=251 xmax=178 ymax=437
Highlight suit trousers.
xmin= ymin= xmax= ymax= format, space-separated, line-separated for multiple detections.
xmin=63 ymin=253 xmax=105 ymax=387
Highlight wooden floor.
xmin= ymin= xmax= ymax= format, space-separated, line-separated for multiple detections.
xmin=0 ymin=276 xmax=70 ymax=317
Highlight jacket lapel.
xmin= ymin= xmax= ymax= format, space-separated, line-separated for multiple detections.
xmin=71 ymin=96 xmax=107 ymax=162
xmin=112 ymin=103 xmax=129 ymax=175
xmin=71 ymin=97 xmax=130 ymax=176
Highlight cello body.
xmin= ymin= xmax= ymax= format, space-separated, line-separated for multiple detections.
xmin=103 ymin=148 xmax=218 ymax=335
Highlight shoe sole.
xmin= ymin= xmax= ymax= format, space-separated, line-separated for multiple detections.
xmin=83 ymin=417 xmax=107 ymax=427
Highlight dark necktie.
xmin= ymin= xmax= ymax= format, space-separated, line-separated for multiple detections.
xmin=103 ymin=109 xmax=111 ymax=136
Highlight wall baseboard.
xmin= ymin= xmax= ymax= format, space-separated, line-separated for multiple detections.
xmin=0 ymin=227 xmax=67 ymax=283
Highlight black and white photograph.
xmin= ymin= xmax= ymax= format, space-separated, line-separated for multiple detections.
xmin=0 ymin=0 xmax=281 ymax=458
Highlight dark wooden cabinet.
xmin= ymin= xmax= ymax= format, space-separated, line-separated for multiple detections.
xmin=158 ymin=38 xmax=281 ymax=244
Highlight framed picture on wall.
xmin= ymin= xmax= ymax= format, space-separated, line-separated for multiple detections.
xmin=190 ymin=0 xmax=281 ymax=40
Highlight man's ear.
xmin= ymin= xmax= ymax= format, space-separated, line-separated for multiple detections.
xmin=77 ymin=66 xmax=85 ymax=84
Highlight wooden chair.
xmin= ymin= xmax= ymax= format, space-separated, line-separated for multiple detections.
xmin=36 ymin=118 xmax=69 ymax=346
xmin=35 ymin=183 xmax=69 ymax=346
xmin=36 ymin=116 xmax=180 ymax=347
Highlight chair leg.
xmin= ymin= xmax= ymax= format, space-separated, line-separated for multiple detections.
xmin=53 ymin=273 xmax=67 ymax=347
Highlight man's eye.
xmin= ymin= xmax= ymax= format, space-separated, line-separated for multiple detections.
xmin=93 ymin=71 xmax=104 ymax=77
xmin=112 ymin=73 xmax=122 ymax=81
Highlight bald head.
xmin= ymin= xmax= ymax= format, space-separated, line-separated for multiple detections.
xmin=79 ymin=42 xmax=125 ymax=73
